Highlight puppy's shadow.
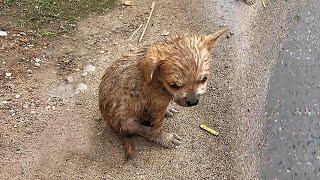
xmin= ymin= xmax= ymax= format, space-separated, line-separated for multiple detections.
xmin=87 ymin=117 xmax=124 ymax=164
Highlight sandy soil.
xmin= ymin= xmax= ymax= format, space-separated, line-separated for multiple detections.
xmin=0 ymin=0 xmax=306 ymax=179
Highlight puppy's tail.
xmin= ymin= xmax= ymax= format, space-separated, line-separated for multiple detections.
xmin=122 ymin=136 xmax=135 ymax=160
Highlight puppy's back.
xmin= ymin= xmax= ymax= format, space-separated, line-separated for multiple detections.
xmin=98 ymin=53 xmax=145 ymax=125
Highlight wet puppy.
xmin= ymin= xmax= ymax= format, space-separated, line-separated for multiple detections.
xmin=98 ymin=28 xmax=228 ymax=159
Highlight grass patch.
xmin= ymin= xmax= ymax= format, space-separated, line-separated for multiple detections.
xmin=1 ymin=0 xmax=115 ymax=37
xmin=3 ymin=0 xmax=15 ymax=6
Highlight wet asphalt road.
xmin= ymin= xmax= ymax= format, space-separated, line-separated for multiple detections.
xmin=261 ymin=1 xmax=320 ymax=179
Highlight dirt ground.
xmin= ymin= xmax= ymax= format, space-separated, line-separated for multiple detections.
xmin=0 ymin=0 xmax=305 ymax=179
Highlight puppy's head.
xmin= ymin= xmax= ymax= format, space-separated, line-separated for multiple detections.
xmin=141 ymin=28 xmax=228 ymax=107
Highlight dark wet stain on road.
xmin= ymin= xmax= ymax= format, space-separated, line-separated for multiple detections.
xmin=262 ymin=1 xmax=320 ymax=179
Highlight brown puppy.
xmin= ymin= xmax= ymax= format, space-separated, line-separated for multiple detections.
xmin=98 ymin=28 xmax=228 ymax=159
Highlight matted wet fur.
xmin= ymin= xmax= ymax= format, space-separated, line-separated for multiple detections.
xmin=98 ymin=28 xmax=228 ymax=160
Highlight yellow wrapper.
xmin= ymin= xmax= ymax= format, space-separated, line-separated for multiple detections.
xmin=200 ymin=123 xmax=219 ymax=136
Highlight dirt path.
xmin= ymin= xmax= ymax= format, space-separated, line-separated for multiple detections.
xmin=0 ymin=0 xmax=304 ymax=179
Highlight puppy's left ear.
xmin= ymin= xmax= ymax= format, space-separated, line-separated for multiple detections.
xmin=203 ymin=27 xmax=229 ymax=50
xmin=140 ymin=56 xmax=160 ymax=84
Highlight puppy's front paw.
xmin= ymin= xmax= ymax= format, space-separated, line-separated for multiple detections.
xmin=165 ymin=106 xmax=178 ymax=117
xmin=157 ymin=132 xmax=182 ymax=148
xmin=244 ymin=0 xmax=256 ymax=5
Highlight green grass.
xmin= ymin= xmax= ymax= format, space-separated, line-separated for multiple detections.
xmin=1 ymin=0 xmax=115 ymax=37
xmin=3 ymin=0 xmax=15 ymax=6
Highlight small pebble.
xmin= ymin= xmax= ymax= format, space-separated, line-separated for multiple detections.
xmin=66 ymin=76 xmax=74 ymax=83
xmin=81 ymin=72 xmax=88 ymax=77
xmin=34 ymin=63 xmax=41 ymax=67
xmin=76 ymin=83 xmax=88 ymax=94
xmin=122 ymin=0 xmax=133 ymax=6
xmin=5 ymin=73 xmax=12 ymax=77
xmin=15 ymin=94 xmax=21 ymax=99
xmin=161 ymin=31 xmax=170 ymax=36
xmin=82 ymin=64 xmax=96 ymax=76
xmin=2 ymin=100 xmax=9 ymax=104
xmin=34 ymin=58 xmax=41 ymax=63
xmin=0 ymin=30 xmax=8 ymax=37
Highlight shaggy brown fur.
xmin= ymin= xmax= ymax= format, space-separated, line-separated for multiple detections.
xmin=98 ymin=28 xmax=228 ymax=160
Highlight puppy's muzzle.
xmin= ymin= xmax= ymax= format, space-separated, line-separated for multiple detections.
xmin=185 ymin=93 xmax=199 ymax=107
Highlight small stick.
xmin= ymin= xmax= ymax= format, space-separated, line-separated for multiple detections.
xmin=200 ymin=123 xmax=219 ymax=136
xmin=60 ymin=34 xmax=76 ymax=41
xmin=129 ymin=23 xmax=143 ymax=41
xmin=260 ymin=0 xmax=267 ymax=8
xmin=139 ymin=2 xmax=156 ymax=43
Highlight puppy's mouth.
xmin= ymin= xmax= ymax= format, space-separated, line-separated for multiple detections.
xmin=174 ymin=97 xmax=199 ymax=107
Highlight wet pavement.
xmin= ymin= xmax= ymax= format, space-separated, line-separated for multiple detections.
xmin=262 ymin=1 xmax=320 ymax=179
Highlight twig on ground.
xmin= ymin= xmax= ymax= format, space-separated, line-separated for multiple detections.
xmin=260 ymin=0 xmax=268 ymax=8
xmin=129 ymin=23 xmax=143 ymax=41
xmin=139 ymin=2 xmax=156 ymax=43
xmin=60 ymin=34 xmax=76 ymax=41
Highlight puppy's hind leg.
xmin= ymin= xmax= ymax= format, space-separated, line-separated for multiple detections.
xmin=120 ymin=119 xmax=151 ymax=159
xmin=121 ymin=135 xmax=135 ymax=160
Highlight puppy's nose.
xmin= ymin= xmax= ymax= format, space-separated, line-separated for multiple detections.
xmin=186 ymin=99 xmax=198 ymax=106
xmin=185 ymin=96 xmax=199 ymax=106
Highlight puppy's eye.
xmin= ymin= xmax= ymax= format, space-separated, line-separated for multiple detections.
xmin=169 ymin=82 xmax=181 ymax=89
xmin=201 ymin=77 xmax=208 ymax=83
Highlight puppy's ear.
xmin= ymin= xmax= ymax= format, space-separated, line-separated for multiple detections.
xmin=140 ymin=56 xmax=160 ymax=84
xmin=203 ymin=27 xmax=229 ymax=50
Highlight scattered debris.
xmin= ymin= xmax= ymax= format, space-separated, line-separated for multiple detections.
xmin=34 ymin=58 xmax=41 ymax=63
xmin=46 ymin=84 xmax=74 ymax=98
xmin=66 ymin=76 xmax=74 ymax=83
xmin=122 ymin=0 xmax=133 ymax=6
xmin=2 ymin=100 xmax=9 ymax=105
xmin=75 ymin=83 xmax=88 ymax=94
xmin=60 ymin=34 xmax=76 ymax=41
xmin=129 ymin=23 xmax=143 ymax=41
xmin=5 ymin=73 xmax=12 ymax=77
xmin=161 ymin=31 xmax=170 ymax=36
xmin=82 ymin=64 xmax=96 ymax=77
xmin=200 ymin=123 xmax=219 ymax=136
xmin=82 ymin=72 xmax=87 ymax=77
xmin=139 ymin=2 xmax=156 ymax=42
xmin=260 ymin=0 xmax=268 ymax=7
xmin=0 ymin=30 xmax=8 ymax=37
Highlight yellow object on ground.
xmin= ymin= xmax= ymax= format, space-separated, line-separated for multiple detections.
xmin=200 ymin=123 xmax=219 ymax=136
